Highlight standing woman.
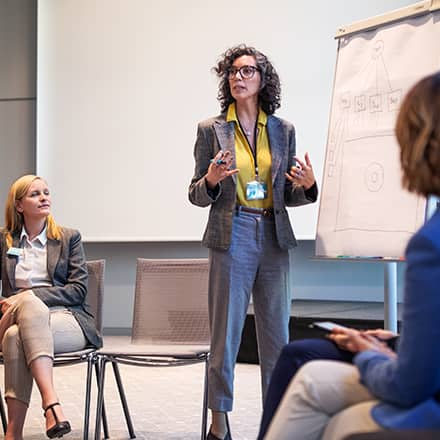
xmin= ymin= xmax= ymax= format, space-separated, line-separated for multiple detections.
xmin=0 ymin=175 xmax=102 ymax=440
xmin=189 ymin=44 xmax=318 ymax=440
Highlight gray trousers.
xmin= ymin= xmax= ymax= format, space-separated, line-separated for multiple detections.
xmin=2 ymin=292 xmax=87 ymax=405
xmin=208 ymin=210 xmax=290 ymax=411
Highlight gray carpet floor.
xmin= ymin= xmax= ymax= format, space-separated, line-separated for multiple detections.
xmin=1 ymin=300 xmax=396 ymax=439
xmin=1 ymin=336 xmax=261 ymax=440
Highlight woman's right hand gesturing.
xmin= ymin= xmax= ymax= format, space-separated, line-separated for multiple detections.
xmin=205 ymin=150 xmax=239 ymax=189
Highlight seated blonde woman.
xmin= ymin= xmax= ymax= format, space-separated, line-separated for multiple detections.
xmin=0 ymin=175 xmax=102 ymax=440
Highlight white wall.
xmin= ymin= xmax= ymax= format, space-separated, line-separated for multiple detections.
xmin=0 ymin=0 xmax=36 ymax=212
xmin=37 ymin=0 xmax=416 ymax=242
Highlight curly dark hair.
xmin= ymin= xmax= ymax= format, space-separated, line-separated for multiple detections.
xmin=213 ymin=44 xmax=281 ymax=115
xmin=396 ymin=72 xmax=440 ymax=197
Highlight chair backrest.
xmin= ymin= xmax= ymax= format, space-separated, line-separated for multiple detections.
xmin=131 ymin=258 xmax=210 ymax=345
xmin=86 ymin=259 xmax=105 ymax=334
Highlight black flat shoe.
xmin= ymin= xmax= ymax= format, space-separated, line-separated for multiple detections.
xmin=44 ymin=402 xmax=71 ymax=439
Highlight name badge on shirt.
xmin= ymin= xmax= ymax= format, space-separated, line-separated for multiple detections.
xmin=246 ymin=179 xmax=268 ymax=201
xmin=7 ymin=247 xmax=23 ymax=257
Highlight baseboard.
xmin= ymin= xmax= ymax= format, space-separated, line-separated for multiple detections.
xmin=103 ymin=327 xmax=132 ymax=336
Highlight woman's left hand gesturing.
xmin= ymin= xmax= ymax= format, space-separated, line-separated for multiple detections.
xmin=285 ymin=152 xmax=315 ymax=190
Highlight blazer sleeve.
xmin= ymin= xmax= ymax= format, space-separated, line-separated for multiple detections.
xmin=188 ymin=122 xmax=222 ymax=207
xmin=32 ymin=230 xmax=88 ymax=308
xmin=283 ymin=123 xmax=318 ymax=207
xmin=354 ymin=232 xmax=440 ymax=406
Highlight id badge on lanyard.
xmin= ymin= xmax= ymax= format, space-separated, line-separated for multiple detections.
xmin=238 ymin=118 xmax=268 ymax=200
xmin=246 ymin=177 xmax=268 ymax=200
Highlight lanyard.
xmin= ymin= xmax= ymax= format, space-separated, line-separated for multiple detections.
xmin=237 ymin=117 xmax=259 ymax=178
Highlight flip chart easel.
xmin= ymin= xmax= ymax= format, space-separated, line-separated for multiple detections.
xmin=316 ymin=0 xmax=440 ymax=331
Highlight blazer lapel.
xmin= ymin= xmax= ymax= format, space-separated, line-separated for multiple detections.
xmin=47 ymin=238 xmax=62 ymax=282
xmin=267 ymin=116 xmax=285 ymax=184
xmin=5 ymin=234 xmax=21 ymax=292
xmin=213 ymin=119 xmax=237 ymax=184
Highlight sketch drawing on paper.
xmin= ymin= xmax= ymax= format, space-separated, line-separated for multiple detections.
xmin=316 ymin=10 xmax=440 ymax=258
xmin=326 ymin=38 xmax=422 ymax=234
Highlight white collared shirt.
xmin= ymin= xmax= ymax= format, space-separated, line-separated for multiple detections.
xmin=15 ymin=226 xmax=52 ymax=289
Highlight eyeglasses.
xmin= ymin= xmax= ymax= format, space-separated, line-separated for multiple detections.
xmin=227 ymin=65 xmax=260 ymax=80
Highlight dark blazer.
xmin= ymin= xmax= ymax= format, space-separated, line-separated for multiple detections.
xmin=189 ymin=112 xmax=317 ymax=250
xmin=354 ymin=208 xmax=440 ymax=429
xmin=0 ymin=227 xmax=102 ymax=348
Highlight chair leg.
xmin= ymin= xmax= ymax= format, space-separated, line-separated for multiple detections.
xmin=0 ymin=390 xmax=7 ymax=434
xmin=200 ymin=357 xmax=209 ymax=440
xmin=94 ymin=360 xmax=110 ymax=439
xmin=94 ymin=356 xmax=109 ymax=440
xmin=111 ymin=360 xmax=136 ymax=439
xmin=82 ymin=356 xmax=94 ymax=440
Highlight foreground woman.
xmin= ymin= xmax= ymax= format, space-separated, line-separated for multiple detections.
xmin=265 ymin=72 xmax=440 ymax=439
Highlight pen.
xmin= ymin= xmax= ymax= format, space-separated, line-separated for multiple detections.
xmin=210 ymin=159 xmax=227 ymax=165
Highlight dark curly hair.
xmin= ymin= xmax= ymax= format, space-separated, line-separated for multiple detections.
xmin=395 ymin=72 xmax=440 ymax=197
xmin=213 ymin=44 xmax=281 ymax=115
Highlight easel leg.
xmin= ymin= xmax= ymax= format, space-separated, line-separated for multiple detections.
xmin=384 ymin=262 xmax=398 ymax=332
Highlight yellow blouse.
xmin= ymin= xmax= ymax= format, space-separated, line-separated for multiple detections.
xmin=226 ymin=103 xmax=273 ymax=208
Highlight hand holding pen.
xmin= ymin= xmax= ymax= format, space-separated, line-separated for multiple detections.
xmin=206 ymin=150 xmax=239 ymax=189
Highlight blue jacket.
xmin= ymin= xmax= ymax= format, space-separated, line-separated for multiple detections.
xmin=354 ymin=208 xmax=440 ymax=429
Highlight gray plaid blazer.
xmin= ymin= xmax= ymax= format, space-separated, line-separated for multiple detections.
xmin=0 ymin=227 xmax=102 ymax=348
xmin=189 ymin=112 xmax=317 ymax=250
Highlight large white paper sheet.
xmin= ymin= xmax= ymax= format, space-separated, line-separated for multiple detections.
xmin=316 ymin=12 xmax=440 ymax=258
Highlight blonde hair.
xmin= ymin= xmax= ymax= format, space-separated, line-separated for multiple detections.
xmin=4 ymin=174 xmax=62 ymax=248
xmin=396 ymin=72 xmax=440 ymax=196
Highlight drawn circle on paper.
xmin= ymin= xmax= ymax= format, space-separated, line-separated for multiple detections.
xmin=372 ymin=40 xmax=384 ymax=59
xmin=365 ymin=162 xmax=384 ymax=192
